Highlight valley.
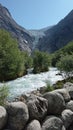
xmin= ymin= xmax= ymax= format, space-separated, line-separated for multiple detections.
xmin=0 ymin=4 xmax=73 ymax=54
xmin=0 ymin=3 xmax=73 ymax=130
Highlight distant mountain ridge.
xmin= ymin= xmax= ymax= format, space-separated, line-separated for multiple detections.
xmin=0 ymin=3 xmax=73 ymax=53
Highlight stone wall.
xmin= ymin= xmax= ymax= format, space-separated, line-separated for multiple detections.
xmin=1 ymin=82 xmax=73 ymax=130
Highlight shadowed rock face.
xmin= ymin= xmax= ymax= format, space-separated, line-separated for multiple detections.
xmin=27 ymin=95 xmax=48 ymax=121
xmin=36 ymin=10 xmax=73 ymax=53
xmin=0 ymin=4 xmax=33 ymax=53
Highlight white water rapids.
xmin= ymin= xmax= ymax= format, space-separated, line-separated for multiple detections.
xmin=0 ymin=68 xmax=63 ymax=100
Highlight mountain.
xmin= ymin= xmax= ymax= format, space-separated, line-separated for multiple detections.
xmin=0 ymin=4 xmax=33 ymax=53
xmin=36 ymin=10 xmax=73 ymax=53
xmin=0 ymin=3 xmax=73 ymax=54
xmin=29 ymin=26 xmax=53 ymax=49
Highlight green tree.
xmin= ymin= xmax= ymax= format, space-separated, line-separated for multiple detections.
xmin=0 ymin=29 xmax=24 ymax=81
xmin=51 ymin=52 xmax=61 ymax=67
xmin=61 ymin=41 xmax=73 ymax=55
xmin=22 ymin=51 xmax=33 ymax=71
xmin=51 ymin=41 xmax=73 ymax=66
xmin=56 ymin=54 xmax=73 ymax=79
xmin=33 ymin=50 xmax=51 ymax=73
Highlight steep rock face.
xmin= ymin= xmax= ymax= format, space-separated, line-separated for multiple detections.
xmin=0 ymin=4 xmax=33 ymax=53
xmin=36 ymin=10 xmax=73 ymax=53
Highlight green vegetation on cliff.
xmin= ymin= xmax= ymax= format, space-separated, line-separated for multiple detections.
xmin=51 ymin=41 xmax=73 ymax=67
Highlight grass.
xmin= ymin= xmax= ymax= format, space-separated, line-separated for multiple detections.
xmin=45 ymin=81 xmax=54 ymax=92
xmin=44 ymin=76 xmax=73 ymax=93
xmin=53 ymin=76 xmax=73 ymax=89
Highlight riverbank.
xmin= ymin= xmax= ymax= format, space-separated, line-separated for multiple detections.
xmin=14 ymin=76 xmax=73 ymax=102
xmin=0 ymin=67 xmax=63 ymax=100
xmin=1 ymin=82 xmax=73 ymax=130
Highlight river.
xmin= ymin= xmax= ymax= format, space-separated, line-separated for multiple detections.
xmin=0 ymin=67 xmax=63 ymax=100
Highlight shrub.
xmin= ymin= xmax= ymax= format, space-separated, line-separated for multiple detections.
xmin=0 ymin=85 xmax=9 ymax=106
xmin=51 ymin=52 xmax=61 ymax=67
xmin=45 ymin=82 xmax=54 ymax=92
xmin=51 ymin=41 xmax=73 ymax=66
xmin=56 ymin=54 xmax=73 ymax=79
xmin=33 ymin=50 xmax=51 ymax=73
xmin=22 ymin=51 xmax=33 ymax=74
xmin=53 ymin=81 xmax=64 ymax=89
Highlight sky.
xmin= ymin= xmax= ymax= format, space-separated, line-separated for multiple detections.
xmin=0 ymin=0 xmax=73 ymax=29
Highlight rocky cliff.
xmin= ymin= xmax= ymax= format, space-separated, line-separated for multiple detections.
xmin=36 ymin=10 xmax=73 ymax=53
xmin=0 ymin=4 xmax=33 ymax=53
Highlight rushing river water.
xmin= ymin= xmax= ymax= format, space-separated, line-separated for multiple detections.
xmin=0 ymin=68 xmax=63 ymax=100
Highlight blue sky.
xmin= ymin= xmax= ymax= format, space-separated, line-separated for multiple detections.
xmin=0 ymin=0 xmax=73 ymax=29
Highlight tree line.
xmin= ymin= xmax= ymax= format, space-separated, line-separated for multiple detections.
xmin=0 ymin=29 xmax=73 ymax=81
xmin=51 ymin=41 xmax=73 ymax=78
xmin=0 ymin=29 xmax=51 ymax=81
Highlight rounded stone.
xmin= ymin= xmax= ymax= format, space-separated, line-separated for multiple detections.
xmin=66 ymin=100 xmax=73 ymax=111
xmin=64 ymin=82 xmax=73 ymax=99
xmin=54 ymin=88 xmax=70 ymax=102
xmin=42 ymin=116 xmax=63 ymax=130
xmin=0 ymin=106 xmax=7 ymax=130
xmin=26 ymin=120 xmax=42 ymax=130
xmin=61 ymin=109 xmax=73 ymax=128
xmin=43 ymin=91 xmax=65 ymax=115
xmin=6 ymin=101 xmax=29 ymax=130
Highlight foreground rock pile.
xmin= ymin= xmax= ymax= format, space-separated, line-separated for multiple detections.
xmin=1 ymin=82 xmax=73 ymax=130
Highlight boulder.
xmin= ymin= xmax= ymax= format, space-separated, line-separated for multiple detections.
xmin=6 ymin=101 xmax=29 ymax=130
xmin=43 ymin=91 xmax=65 ymax=115
xmin=27 ymin=94 xmax=48 ymax=121
xmin=64 ymin=82 xmax=73 ymax=99
xmin=0 ymin=106 xmax=7 ymax=130
xmin=61 ymin=109 xmax=73 ymax=128
xmin=26 ymin=120 xmax=42 ymax=130
xmin=42 ymin=116 xmax=63 ymax=130
xmin=53 ymin=88 xmax=70 ymax=102
xmin=62 ymin=126 xmax=66 ymax=130
xmin=66 ymin=100 xmax=73 ymax=111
